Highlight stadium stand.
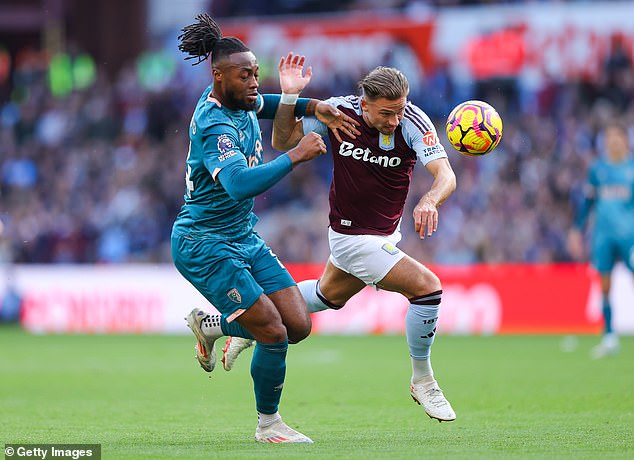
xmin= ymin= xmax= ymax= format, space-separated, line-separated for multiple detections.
xmin=0 ymin=2 xmax=632 ymax=265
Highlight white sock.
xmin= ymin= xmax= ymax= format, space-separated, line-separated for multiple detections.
xmin=411 ymin=357 xmax=436 ymax=387
xmin=200 ymin=314 xmax=223 ymax=339
xmin=257 ymin=411 xmax=282 ymax=428
xmin=298 ymin=279 xmax=331 ymax=313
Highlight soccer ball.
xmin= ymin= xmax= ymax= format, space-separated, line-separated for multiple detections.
xmin=445 ymin=100 xmax=503 ymax=156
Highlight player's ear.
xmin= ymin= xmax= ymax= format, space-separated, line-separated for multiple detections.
xmin=360 ymin=97 xmax=368 ymax=112
xmin=212 ymin=67 xmax=222 ymax=82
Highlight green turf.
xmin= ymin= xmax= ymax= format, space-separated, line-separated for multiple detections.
xmin=0 ymin=325 xmax=632 ymax=459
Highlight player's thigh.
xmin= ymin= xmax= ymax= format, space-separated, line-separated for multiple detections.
xmin=248 ymin=233 xmax=296 ymax=294
xmin=268 ymin=286 xmax=312 ymax=343
xmin=319 ymin=260 xmax=367 ymax=306
xmin=377 ymin=255 xmax=441 ymax=299
xmin=591 ymin=231 xmax=617 ymax=274
xmin=618 ymin=237 xmax=634 ymax=272
xmin=234 ymin=293 xmax=286 ymax=344
xmin=248 ymin=234 xmax=310 ymax=341
xmin=171 ymin=234 xmax=263 ymax=318
xmin=328 ymin=227 xmax=405 ymax=286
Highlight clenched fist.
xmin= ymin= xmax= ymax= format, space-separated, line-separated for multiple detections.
xmin=287 ymin=132 xmax=328 ymax=166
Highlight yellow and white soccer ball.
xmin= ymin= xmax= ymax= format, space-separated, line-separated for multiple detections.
xmin=445 ymin=100 xmax=503 ymax=156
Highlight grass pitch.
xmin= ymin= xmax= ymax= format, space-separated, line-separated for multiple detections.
xmin=0 ymin=326 xmax=632 ymax=459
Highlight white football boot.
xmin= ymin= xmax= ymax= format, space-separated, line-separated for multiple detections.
xmin=255 ymin=420 xmax=314 ymax=444
xmin=185 ymin=308 xmax=221 ymax=372
xmin=591 ymin=334 xmax=620 ymax=359
xmin=410 ymin=382 xmax=457 ymax=422
xmin=222 ymin=337 xmax=255 ymax=371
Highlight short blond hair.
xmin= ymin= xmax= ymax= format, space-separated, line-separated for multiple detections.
xmin=359 ymin=66 xmax=409 ymax=101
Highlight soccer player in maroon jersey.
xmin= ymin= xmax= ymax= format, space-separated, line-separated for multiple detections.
xmin=226 ymin=61 xmax=457 ymax=422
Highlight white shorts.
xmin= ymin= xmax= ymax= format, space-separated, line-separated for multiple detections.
xmin=328 ymin=227 xmax=407 ymax=285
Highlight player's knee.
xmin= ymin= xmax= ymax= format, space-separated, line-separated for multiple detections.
xmin=287 ymin=317 xmax=312 ymax=344
xmin=253 ymin=321 xmax=288 ymax=344
xmin=428 ymin=273 xmax=442 ymax=293
xmin=411 ymin=272 xmax=442 ymax=299
xmin=325 ymin=297 xmax=346 ymax=309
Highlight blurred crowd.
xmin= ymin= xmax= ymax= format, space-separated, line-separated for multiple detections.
xmin=210 ymin=0 xmax=595 ymax=17
xmin=0 ymin=24 xmax=633 ymax=266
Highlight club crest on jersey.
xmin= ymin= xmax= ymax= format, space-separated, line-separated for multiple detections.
xmin=227 ymin=288 xmax=242 ymax=304
xmin=379 ymin=133 xmax=395 ymax=151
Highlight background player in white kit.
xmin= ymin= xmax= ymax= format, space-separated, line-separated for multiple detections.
xmin=227 ymin=64 xmax=458 ymax=422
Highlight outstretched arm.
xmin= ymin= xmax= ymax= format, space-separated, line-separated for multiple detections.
xmin=217 ymin=132 xmax=327 ymax=201
xmin=272 ymin=52 xmax=360 ymax=151
xmin=413 ymin=158 xmax=457 ymax=239
xmin=567 ymin=174 xmax=596 ymax=260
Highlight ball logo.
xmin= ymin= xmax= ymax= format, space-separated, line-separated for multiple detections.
xmin=422 ymin=131 xmax=437 ymax=146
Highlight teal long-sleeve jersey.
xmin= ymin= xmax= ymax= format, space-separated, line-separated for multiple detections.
xmin=575 ymin=156 xmax=634 ymax=239
xmin=172 ymin=86 xmax=309 ymax=241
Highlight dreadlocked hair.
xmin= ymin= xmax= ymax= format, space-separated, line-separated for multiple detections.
xmin=178 ymin=13 xmax=250 ymax=66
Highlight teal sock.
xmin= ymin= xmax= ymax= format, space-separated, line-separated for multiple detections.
xmin=602 ymin=296 xmax=613 ymax=334
xmin=220 ymin=315 xmax=254 ymax=340
xmin=251 ymin=340 xmax=288 ymax=414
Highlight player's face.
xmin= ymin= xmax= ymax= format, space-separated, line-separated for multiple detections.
xmin=213 ymin=51 xmax=259 ymax=111
xmin=361 ymin=96 xmax=407 ymax=135
xmin=604 ymin=126 xmax=629 ymax=162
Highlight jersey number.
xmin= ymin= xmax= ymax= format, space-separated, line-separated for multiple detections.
xmin=248 ymin=139 xmax=263 ymax=168
xmin=185 ymin=143 xmax=194 ymax=198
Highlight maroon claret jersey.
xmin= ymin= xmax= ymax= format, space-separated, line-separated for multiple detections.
xmin=302 ymin=95 xmax=448 ymax=236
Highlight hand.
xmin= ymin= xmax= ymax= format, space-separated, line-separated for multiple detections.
xmin=315 ymin=102 xmax=361 ymax=143
xmin=413 ymin=197 xmax=438 ymax=239
xmin=278 ymin=52 xmax=312 ymax=95
xmin=567 ymin=229 xmax=584 ymax=260
xmin=288 ymin=132 xmax=327 ymax=165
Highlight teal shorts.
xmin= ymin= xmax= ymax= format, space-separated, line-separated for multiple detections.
xmin=591 ymin=230 xmax=634 ymax=274
xmin=171 ymin=231 xmax=295 ymax=319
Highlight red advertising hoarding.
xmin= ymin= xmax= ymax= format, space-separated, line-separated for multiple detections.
xmin=287 ymin=263 xmax=601 ymax=335
xmin=7 ymin=263 xmax=620 ymax=335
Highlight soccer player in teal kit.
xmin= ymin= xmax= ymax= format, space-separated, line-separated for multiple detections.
xmin=171 ymin=14 xmax=358 ymax=443
xmin=569 ymin=123 xmax=634 ymax=358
